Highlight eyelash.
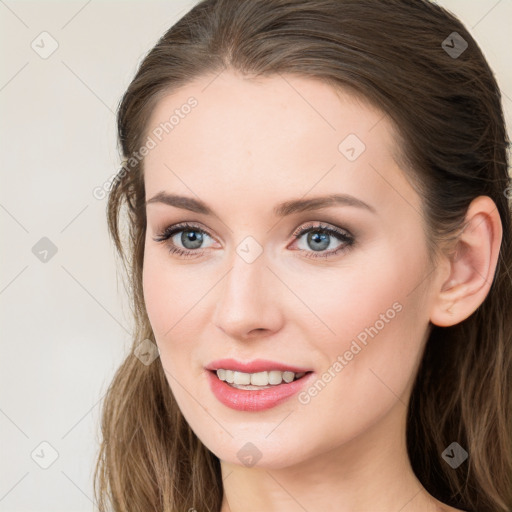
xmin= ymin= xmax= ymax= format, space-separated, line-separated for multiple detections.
xmin=152 ymin=221 xmax=355 ymax=260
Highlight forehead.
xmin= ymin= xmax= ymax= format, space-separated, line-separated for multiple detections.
xmin=143 ymin=70 xmax=419 ymax=217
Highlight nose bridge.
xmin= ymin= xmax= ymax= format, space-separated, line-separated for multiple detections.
xmin=213 ymin=246 xmax=282 ymax=338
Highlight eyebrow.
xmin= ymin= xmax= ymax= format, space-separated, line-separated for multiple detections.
xmin=145 ymin=192 xmax=376 ymax=216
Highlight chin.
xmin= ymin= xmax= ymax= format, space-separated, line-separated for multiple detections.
xmin=198 ymin=430 xmax=315 ymax=470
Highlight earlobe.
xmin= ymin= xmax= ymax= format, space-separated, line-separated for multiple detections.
xmin=430 ymin=196 xmax=503 ymax=327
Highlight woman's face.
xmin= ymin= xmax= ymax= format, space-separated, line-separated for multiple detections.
xmin=142 ymin=70 xmax=439 ymax=469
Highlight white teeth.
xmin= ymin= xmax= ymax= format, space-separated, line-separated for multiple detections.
xmin=233 ymin=371 xmax=251 ymax=385
xmin=215 ymin=369 xmax=307 ymax=387
xmin=282 ymin=371 xmax=295 ymax=383
xmin=250 ymin=371 xmax=268 ymax=386
xmin=268 ymin=370 xmax=283 ymax=385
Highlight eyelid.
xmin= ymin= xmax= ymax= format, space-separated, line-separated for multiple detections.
xmin=289 ymin=221 xmax=353 ymax=240
xmin=153 ymin=221 xmax=216 ymax=242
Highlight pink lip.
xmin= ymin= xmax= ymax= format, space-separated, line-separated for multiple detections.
xmin=205 ymin=358 xmax=312 ymax=373
xmin=205 ymin=364 xmax=314 ymax=412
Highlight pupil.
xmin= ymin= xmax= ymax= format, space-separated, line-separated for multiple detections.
xmin=182 ymin=230 xmax=203 ymax=249
xmin=308 ymin=231 xmax=329 ymax=251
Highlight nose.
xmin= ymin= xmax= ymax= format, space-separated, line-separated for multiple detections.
xmin=212 ymin=250 xmax=284 ymax=340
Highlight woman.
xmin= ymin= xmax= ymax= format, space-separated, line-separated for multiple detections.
xmin=94 ymin=0 xmax=512 ymax=511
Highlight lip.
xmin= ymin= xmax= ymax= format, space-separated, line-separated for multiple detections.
xmin=205 ymin=358 xmax=312 ymax=374
xmin=205 ymin=367 xmax=315 ymax=412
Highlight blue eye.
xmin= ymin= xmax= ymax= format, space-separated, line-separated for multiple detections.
xmin=290 ymin=222 xmax=355 ymax=259
xmin=153 ymin=221 xmax=355 ymax=259
xmin=153 ymin=222 xmax=214 ymax=258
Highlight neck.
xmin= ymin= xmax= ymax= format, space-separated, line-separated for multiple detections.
xmin=219 ymin=400 xmax=447 ymax=512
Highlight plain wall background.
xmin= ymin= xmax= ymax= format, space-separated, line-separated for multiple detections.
xmin=0 ymin=1 xmax=510 ymax=510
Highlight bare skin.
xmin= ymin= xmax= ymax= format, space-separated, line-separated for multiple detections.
xmin=141 ymin=69 xmax=501 ymax=512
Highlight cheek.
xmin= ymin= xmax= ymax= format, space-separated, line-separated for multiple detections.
xmin=142 ymin=245 xmax=195 ymax=339
xmin=296 ymin=241 xmax=431 ymax=424
xmin=142 ymin=245 xmax=211 ymax=379
xmin=296 ymin=239 xmax=426 ymax=348
xmin=142 ymin=250 xmax=170 ymax=338
xmin=142 ymin=250 xmax=223 ymax=441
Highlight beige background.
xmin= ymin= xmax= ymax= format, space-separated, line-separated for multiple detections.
xmin=0 ymin=1 xmax=510 ymax=510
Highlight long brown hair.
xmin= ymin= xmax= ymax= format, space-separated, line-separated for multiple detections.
xmin=94 ymin=1 xmax=512 ymax=510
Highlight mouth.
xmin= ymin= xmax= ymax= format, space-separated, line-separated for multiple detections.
xmin=204 ymin=359 xmax=315 ymax=411
xmin=209 ymin=368 xmax=312 ymax=390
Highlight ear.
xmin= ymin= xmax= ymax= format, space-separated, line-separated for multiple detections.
xmin=430 ymin=195 xmax=503 ymax=327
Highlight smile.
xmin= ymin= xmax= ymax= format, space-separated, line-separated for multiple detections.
xmin=205 ymin=359 xmax=314 ymax=411
xmin=216 ymin=369 xmax=306 ymax=388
